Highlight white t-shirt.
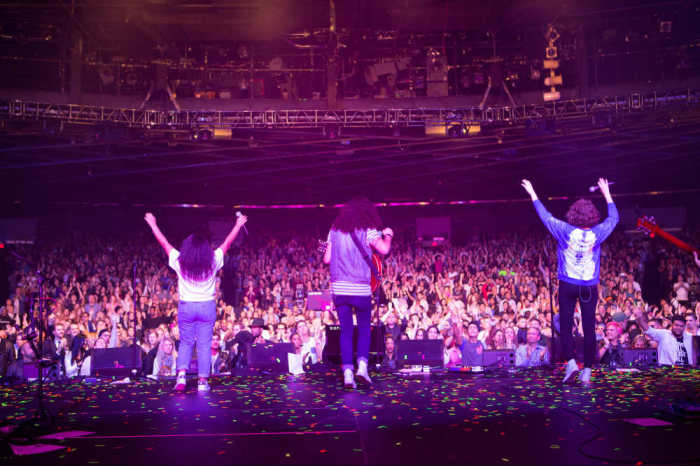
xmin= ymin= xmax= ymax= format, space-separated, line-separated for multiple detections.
xmin=168 ymin=248 xmax=224 ymax=302
xmin=645 ymin=327 xmax=694 ymax=366
xmin=674 ymin=281 xmax=690 ymax=301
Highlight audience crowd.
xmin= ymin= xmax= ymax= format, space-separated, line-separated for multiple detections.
xmin=0 ymin=223 xmax=698 ymax=380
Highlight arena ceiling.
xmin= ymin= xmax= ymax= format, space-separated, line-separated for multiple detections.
xmin=1 ymin=106 xmax=700 ymax=208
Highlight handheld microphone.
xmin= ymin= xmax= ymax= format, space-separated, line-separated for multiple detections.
xmin=589 ymin=181 xmax=615 ymax=192
xmin=235 ymin=211 xmax=249 ymax=235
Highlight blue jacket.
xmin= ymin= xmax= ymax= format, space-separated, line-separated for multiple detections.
xmin=534 ymin=200 xmax=619 ymax=286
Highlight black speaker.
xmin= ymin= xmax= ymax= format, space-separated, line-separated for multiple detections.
xmin=323 ymin=325 xmax=384 ymax=364
xmin=246 ymin=342 xmax=294 ymax=371
xmin=91 ymin=346 xmax=143 ymax=377
xmin=483 ymin=349 xmax=515 ymax=368
xmin=621 ymin=348 xmax=658 ymax=367
xmin=396 ymin=340 xmax=443 ymax=368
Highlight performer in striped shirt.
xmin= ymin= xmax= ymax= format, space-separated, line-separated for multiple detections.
xmin=323 ymin=198 xmax=394 ymax=388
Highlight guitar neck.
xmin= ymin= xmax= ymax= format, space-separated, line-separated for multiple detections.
xmin=651 ymin=227 xmax=699 ymax=254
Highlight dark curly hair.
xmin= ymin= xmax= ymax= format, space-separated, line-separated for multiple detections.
xmin=178 ymin=233 xmax=215 ymax=282
xmin=565 ymin=199 xmax=600 ymax=229
xmin=332 ymin=197 xmax=382 ymax=233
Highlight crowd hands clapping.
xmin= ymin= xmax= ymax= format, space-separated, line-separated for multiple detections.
xmin=1 ymin=224 xmax=699 ymax=380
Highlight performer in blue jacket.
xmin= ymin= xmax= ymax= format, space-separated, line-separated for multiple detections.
xmin=521 ymin=178 xmax=618 ymax=385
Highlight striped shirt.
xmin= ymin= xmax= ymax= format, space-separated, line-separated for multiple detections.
xmin=329 ymin=228 xmax=381 ymax=296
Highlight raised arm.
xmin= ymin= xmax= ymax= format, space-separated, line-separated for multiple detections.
xmin=323 ymin=239 xmax=332 ymax=265
xmin=144 ymin=213 xmax=174 ymax=255
xmin=218 ymin=214 xmax=248 ymax=255
xmin=595 ymin=178 xmax=619 ymax=237
xmin=521 ymin=179 xmax=539 ymax=202
xmin=522 ymin=179 xmax=568 ymax=242
xmin=370 ymin=227 xmax=394 ymax=255
xmin=597 ymin=177 xmax=613 ymax=204
xmin=633 ymin=307 xmax=649 ymax=332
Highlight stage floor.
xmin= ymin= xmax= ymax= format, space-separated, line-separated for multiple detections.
xmin=1 ymin=367 xmax=699 ymax=465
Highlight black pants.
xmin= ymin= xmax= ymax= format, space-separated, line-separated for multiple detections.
xmin=559 ymin=281 xmax=597 ymax=368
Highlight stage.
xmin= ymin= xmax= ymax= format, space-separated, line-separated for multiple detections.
xmin=1 ymin=367 xmax=699 ymax=465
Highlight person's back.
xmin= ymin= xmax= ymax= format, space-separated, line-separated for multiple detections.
xmin=522 ymin=178 xmax=616 ymax=385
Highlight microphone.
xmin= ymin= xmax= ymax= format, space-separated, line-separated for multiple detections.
xmin=589 ymin=181 xmax=615 ymax=192
xmin=235 ymin=211 xmax=249 ymax=235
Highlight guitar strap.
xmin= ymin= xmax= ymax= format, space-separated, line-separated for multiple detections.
xmin=349 ymin=230 xmax=380 ymax=279
xmin=349 ymin=230 xmax=383 ymax=333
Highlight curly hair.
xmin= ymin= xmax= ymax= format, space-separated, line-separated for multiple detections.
xmin=565 ymin=198 xmax=600 ymax=229
xmin=178 ymin=233 xmax=215 ymax=282
xmin=332 ymin=197 xmax=382 ymax=233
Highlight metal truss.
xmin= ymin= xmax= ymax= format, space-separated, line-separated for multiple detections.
xmin=1 ymin=89 xmax=697 ymax=130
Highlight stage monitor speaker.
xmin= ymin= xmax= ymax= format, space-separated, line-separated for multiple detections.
xmin=483 ymin=350 xmax=515 ymax=368
xmin=323 ymin=325 xmax=385 ymax=364
xmin=91 ymin=346 xmax=142 ymax=377
xmin=307 ymin=291 xmax=331 ymax=311
xmin=247 ymin=342 xmax=294 ymax=372
xmin=396 ymin=340 xmax=443 ymax=368
xmin=621 ymin=348 xmax=658 ymax=367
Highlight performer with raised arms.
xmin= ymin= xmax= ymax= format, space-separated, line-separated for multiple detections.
xmin=521 ymin=178 xmax=618 ymax=385
xmin=145 ymin=212 xmax=247 ymax=392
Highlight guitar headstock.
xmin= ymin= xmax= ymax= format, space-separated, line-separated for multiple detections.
xmin=636 ymin=216 xmax=658 ymax=238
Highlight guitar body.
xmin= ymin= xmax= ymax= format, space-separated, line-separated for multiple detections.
xmin=320 ymin=239 xmax=384 ymax=292
xmin=370 ymin=253 xmax=383 ymax=293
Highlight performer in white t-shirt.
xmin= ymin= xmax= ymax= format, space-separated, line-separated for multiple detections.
xmin=145 ymin=212 xmax=247 ymax=392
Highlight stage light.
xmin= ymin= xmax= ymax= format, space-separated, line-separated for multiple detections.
xmin=544 ymin=75 xmax=563 ymax=86
xmin=543 ymin=91 xmax=561 ymax=102
xmin=447 ymin=124 xmax=462 ymax=138
xmin=191 ymin=129 xmax=213 ymax=141
xmin=543 ymin=24 xmax=562 ymax=102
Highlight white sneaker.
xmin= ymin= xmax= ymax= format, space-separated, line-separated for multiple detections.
xmin=197 ymin=379 xmax=210 ymax=393
xmin=579 ymin=368 xmax=592 ymax=385
xmin=343 ymin=369 xmax=356 ymax=389
xmin=562 ymin=359 xmax=579 ymax=383
xmin=355 ymin=360 xmax=372 ymax=385
xmin=174 ymin=372 xmax=186 ymax=392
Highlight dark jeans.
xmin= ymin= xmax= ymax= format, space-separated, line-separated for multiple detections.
xmin=334 ymin=294 xmax=371 ymax=370
xmin=559 ymin=281 xmax=597 ymax=368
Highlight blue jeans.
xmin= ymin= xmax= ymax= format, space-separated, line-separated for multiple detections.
xmin=177 ymin=300 xmax=216 ymax=378
xmin=333 ymin=294 xmax=371 ymax=370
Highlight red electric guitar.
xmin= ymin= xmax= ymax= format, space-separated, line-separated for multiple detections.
xmin=636 ymin=216 xmax=699 ymax=255
xmin=318 ymin=239 xmax=383 ymax=292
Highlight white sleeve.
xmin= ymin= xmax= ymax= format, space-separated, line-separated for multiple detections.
xmin=366 ymin=228 xmax=381 ymax=246
xmin=644 ymin=327 xmax=668 ymax=342
xmin=214 ymin=248 xmax=225 ymax=272
xmin=168 ymin=249 xmax=180 ymax=272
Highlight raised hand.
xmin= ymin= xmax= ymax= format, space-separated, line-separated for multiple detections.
xmin=633 ymin=307 xmax=644 ymax=320
xmin=694 ymin=251 xmax=700 ymax=269
xmin=597 ymin=178 xmax=613 ymax=202
xmin=521 ymin=179 xmax=538 ymax=201
xmin=144 ymin=212 xmax=157 ymax=228
xmin=235 ymin=213 xmax=248 ymax=229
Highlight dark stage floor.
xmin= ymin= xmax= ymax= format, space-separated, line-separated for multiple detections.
xmin=1 ymin=367 xmax=699 ymax=465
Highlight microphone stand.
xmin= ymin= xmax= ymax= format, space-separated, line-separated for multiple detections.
xmin=542 ymin=241 xmax=557 ymax=365
xmin=6 ymin=248 xmax=55 ymax=442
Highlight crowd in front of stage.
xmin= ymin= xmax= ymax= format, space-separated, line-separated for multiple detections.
xmin=0 ymin=225 xmax=698 ymax=381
